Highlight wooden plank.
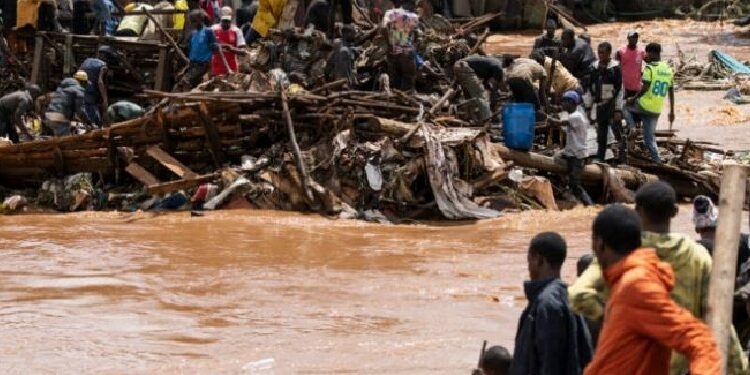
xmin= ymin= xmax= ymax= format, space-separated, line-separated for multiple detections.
xmin=125 ymin=162 xmax=161 ymax=186
xmin=155 ymin=46 xmax=170 ymax=91
xmin=146 ymin=145 xmax=198 ymax=179
xmin=197 ymin=103 xmax=226 ymax=167
xmin=707 ymin=165 xmax=748 ymax=374
xmin=64 ymin=34 xmax=74 ymax=76
xmin=31 ymin=35 xmax=45 ymax=87
xmin=147 ymin=173 xmax=219 ymax=195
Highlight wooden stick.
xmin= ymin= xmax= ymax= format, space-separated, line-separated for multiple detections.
xmin=707 ymin=164 xmax=748 ymax=374
xmin=469 ymin=28 xmax=490 ymax=55
xmin=280 ymin=90 xmax=315 ymax=204
xmin=144 ymin=8 xmax=189 ymax=65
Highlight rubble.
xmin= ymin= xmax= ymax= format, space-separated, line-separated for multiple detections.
xmin=0 ymin=17 xmax=739 ymax=222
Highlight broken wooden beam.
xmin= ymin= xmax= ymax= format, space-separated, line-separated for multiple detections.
xmin=147 ymin=173 xmax=220 ymax=195
xmin=197 ymin=102 xmax=227 ymax=167
xmin=146 ymin=145 xmax=198 ymax=179
xmin=125 ymin=162 xmax=161 ymax=186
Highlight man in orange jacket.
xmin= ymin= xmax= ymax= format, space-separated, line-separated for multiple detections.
xmin=585 ymin=204 xmax=721 ymax=375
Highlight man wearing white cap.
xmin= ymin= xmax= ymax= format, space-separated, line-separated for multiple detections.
xmin=211 ymin=6 xmax=246 ymax=76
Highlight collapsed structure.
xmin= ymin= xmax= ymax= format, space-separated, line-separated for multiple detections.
xmin=0 ymin=11 xmax=740 ymax=221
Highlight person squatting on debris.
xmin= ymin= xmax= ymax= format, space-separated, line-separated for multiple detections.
xmin=558 ymin=28 xmax=595 ymax=84
xmin=588 ymin=41 xmax=625 ymax=164
xmin=530 ymin=50 xmax=579 ymax=105
xmin=78 ymin=45 xmax=112 ymax=127
xmin=505 ymin=57 xmax=547 ymax=115
xmin=472 ymin=345 xmax=512 ymax=375
xmin=0 ymin=85 xmax=40 ymax=143
xmin=382 ymin=0 xmax=419 ymax=92
xmin=182 ymin=9 xmax=217 ymax=89
xmin=44 ymin=71 xmax=87 ymax=137
xmin=583 ymin=204 xmax=721 ymax=375
xmin=570 ymin=181 xmax=750 ymax=374
xmin=626 ymin=42 xmax=674 ymax=164
xmin=211 ymin=6 xmax=247 ymax=76
xmin=245 ymin=0 xmax=287 ymax=44
xmin=107 ymin=101 xmax=145 ymax=123
xmin=548 ymin=91 xmax=593 ymax=206
xmin=532 ymin=18 xmax=561 ymax=58
xmin=510 ymin=232 xmax=593 ymax=375
xmin=453 ymin=55 xmax=503 ymax=124
xmin=416 ymin=0 xmax=452 ymax=35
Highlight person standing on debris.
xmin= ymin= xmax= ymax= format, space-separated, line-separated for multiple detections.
xmin=559 ymin=29 xmax=595 ymax=84
xmin=181 ymin=9 xmax=217 ymax=89
xmin=589 ymin=41 xmax=625 ymax=164
xmin=570 ymin=181 xmax=750 ymax=375
xmin=0 ymin=85 xmax=41 ymax=143
xmin=236 ymin=0 xmax=258 ymax=35
xmin=583 ymin=204 xmax=721 ymax=375
xmin=198 ymin=0 xmax=222 ymax=24
xmin=532 ymin=19 xmax=561 ymax=58
xmin=616 ymin=31 xmax=645 ymax=100
xmin=44 ymin=71 xmax=87 ymax=137
xmin=79 ymin=45 xmax=112 ymax=127
xmin=382 ymin=0 xmax=419 ymax=92
xmin=530 ymin=50 xmax=579 ymax=105
xmin=626 ymin=42 xmax=674 ymax=163
xmin=211 ymin=6 xmax=246 ymax=76
xmin=505 ymin=57 xmax=548 ymax=115
xmin=304 ymin=0 xmax=332 ymax=33
xmin=91 ymin=0 xmax=120 ymax=35
xmin=245 ymin=0 xmax=287 ymax=44
xmin=547 ymin=91 xmax=593 ymax=206
xmin=453 ymin=55 xmax=503 ymax=124
xmin=510 ymin=231 xmax=593 ymax=375
xmin=327 ymin=25 xmax=358 ymax=86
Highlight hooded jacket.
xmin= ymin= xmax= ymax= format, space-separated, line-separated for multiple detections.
xmin=584 ymin=248 xmax=720 ymax=375
xmin=569 ymin=232 xmax=748 ymax=374
xmin=511 ymin=278 xmax=592 ymax=375
xmin=46 ymin=78 xmax=86 ymax=122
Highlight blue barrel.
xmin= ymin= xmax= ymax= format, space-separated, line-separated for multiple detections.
xmin=501 ymin=103 xmax=536 ymax=151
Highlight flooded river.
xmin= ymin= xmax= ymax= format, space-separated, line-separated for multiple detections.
xmin=3 ymin=18 xmax=750 ymax=375
xmin=0 ymin=207 xmax=707 ymax=374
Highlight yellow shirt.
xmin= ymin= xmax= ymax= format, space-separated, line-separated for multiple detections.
xmin=173 ymin=0 xmax=188 ymax=30
xmin=638 ymin=61 xmax=673 ymax=114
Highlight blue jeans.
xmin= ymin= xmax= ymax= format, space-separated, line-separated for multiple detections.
xmin=627 ymin=104 xmax=661 ymax=163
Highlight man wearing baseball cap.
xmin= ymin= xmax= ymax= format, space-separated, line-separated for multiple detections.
xmin=211 ymin=6 xmax=247 ymax=76
xmin=548 ymin=90 xmax=593 ymax=206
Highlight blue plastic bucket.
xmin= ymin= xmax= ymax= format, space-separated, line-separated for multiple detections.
xmin=501 ymin=103 xmax=536 ymax=151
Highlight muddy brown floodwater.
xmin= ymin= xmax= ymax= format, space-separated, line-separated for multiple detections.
xmin=3 ymin=19 xmax=750 ymax=375
xmin=0 ymin=205 xmax=717 ymax=374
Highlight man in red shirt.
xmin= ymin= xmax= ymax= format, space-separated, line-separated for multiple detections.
xmin=211 ymin=6 xmax=247 ymax=76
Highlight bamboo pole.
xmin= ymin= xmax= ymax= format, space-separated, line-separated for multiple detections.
xmin=707 ymin=164 xmax=748 ymax=374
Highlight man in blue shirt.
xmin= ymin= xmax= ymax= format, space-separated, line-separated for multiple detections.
xmin=179 ymin=10 xmax=217 ymax=90
xmin=78 ymin=45 xmax=114 ymax=127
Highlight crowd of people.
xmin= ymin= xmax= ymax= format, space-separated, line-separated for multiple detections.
xmin=475 ymin=183 xmax=750 ymax=375
xmin=0 ymin=0 xmax=673 ymax=209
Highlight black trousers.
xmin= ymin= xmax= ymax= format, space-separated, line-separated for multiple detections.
xmin=507 ymin=77 xmax=540 ymax=110
xmin=595 ymin=101 xmax=625 ymax=162
xmin=565 ymin=155 xmax=593 ymax=206
xmin=387 ymin=52 xmax=417 ymax=92
xmin=0 ymin=108 xmax=20 ymax=143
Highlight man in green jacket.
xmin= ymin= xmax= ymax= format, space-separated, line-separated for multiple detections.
xmin=569 ymin=181 xmax=748 ymax=375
